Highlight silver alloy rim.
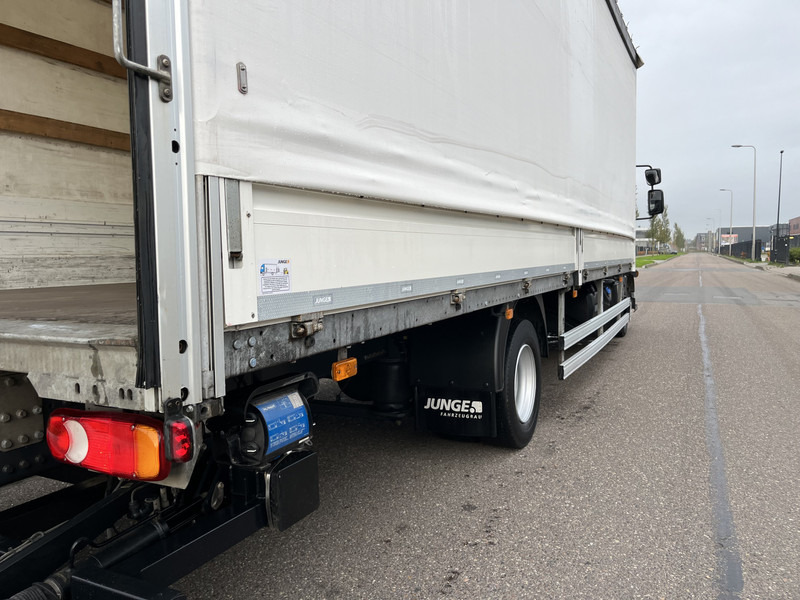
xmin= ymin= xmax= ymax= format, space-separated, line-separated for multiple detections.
xmin=514 ymin=344 xmax=536 ymax=422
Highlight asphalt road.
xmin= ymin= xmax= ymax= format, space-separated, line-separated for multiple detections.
xmin=3 ymin=253 xmax=799 ymax=599
xmin=171 ymin=253 xmax=800 ymax=599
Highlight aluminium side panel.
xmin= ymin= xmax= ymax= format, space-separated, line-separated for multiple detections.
xmin=583 ymin=232 xmax=636 ymax=271
xmin=246 ymin=184 xmax=576 ymax=324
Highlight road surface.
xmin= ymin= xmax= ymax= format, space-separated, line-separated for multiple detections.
xmin=172 ymin=253 xmax=800 ymax=599
xmin=3 ymin=253 xmax=799 ymax=599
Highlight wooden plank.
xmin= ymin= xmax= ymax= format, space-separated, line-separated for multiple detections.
xmin=0 ymin=131 xmax=134 ymax=289
xmin=0 ymin=46 xmax=130 ymax=134
xmin=0 ymin=221 xmax=133 ymax=236
xmin=0 ymin=132 xmax=132 ymax=211
xmin=0 ymin=234 xmax=134 ymax=256
xmin=0 ymin=197 xmax=133 ymax=227
xmin=0 ymin=23 xmax=126 ymax=79
xmin=0 ymin=283 xmax=137 ymax=325
xmin=0 ymin=228 xmax=134 ymax=288
xmin=0 ymin=109 xmax=130 ymax=151
xmin=0 ymin=0 xmax=114 ymax=57
xmin=0 ymin=256 xmax=135 ymax=290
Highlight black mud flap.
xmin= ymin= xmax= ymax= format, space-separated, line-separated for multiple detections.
xmin=266 ymin=450 xmax=320 ymax=532
xmin=415 ymin=387 xmax=496 ymax=438
xmin=408 ymin=308 xmax=509 ymax=439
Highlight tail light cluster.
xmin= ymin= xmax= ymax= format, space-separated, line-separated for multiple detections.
xmin=46 ymin=409 xmax=193 ymax=481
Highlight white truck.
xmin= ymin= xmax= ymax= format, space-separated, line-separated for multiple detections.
xmin=0 ymin=1 xmax=662 ymax=597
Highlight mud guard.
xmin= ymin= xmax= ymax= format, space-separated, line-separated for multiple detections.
xmin=408 ymin=308 xmax=511 ymax=438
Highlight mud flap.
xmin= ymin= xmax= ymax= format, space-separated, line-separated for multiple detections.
xmin=414 ymin=387 xmax=496 ymax=438
xmin=265 ymin=450 xmax=319 ymax=532
xmin=408 ymin=308 xmax=509 ymax=439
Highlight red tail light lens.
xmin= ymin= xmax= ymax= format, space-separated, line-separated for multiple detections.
xmin=46 ymin=409 xmax=170 ymax=481
xmin=167 ymin=418 xmax=194 ymax=463
xmin=46 ymin=418 xmax=72 ymax=459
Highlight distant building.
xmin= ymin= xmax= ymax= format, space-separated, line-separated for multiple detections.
xmin=693 ymin=232 xmax=708 ymax=251
xmin=635 ymin=228 xmax=654 ymax=254
xmin=789 ymin=216 xmax=800 ymax=236
xmin=714 ymin=226 xmax=772 ymax=245
xmin=771 ymin=223 xmax=790 ymax=238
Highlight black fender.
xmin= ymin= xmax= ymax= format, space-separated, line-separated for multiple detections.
xmin=509 ymin=295 xmax=548 ymax=358
xmin=407 ymin=307 xmax=511 ymax=394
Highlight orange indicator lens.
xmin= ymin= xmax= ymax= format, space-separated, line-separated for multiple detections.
xmin=331 ymin=358 xmax=358 ymax=382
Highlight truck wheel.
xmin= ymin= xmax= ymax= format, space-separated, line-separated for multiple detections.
xmin=615 ymin=320 xmax=628 ymax=338
xmin=496 ymin=320 xmax=541 ymax=448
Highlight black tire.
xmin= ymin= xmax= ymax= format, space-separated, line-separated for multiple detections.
xmin=496 ymin=320 xmax=542 ymax=448
xmin=615 ymin=320 xmax=628 ymax=338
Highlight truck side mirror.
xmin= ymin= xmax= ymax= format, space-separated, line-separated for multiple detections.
xmin=648 ymin=189 xmax=664 ymax=216
xmin=645 ymin=168 xmax=662 ymax=186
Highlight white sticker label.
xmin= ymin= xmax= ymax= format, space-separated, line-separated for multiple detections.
xmin=288 ymin=391 xmax=304 ymax=409
xmin=258 ymin=259 xmax=291 ymax=295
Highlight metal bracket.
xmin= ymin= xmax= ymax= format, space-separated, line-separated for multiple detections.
xmin=224 ymin=180 xmax=243 ymax=260
xmin=237 ymin=62 xmax=248 ymax=94
xmin=155 ymin=55 xmax=173 ymax=103
xmin=450 ymin=291 xmax=466 ymax=307
xmin=112 ymin=0 xmax=173 ymax=102
xmin=163 ymin=398 xmax=183 ymax=419
xmin=290 ymin=314 xmax=324 ymax=339
xmin=0 ymin=375 xmax=44 ymax=454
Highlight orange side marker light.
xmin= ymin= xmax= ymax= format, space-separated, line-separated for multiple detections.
xmin=332 ymin=358 xmax=358 ymax=382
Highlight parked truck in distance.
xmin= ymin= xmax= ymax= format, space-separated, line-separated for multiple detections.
xmin=0 ymin=1 xmax=662 ymax=597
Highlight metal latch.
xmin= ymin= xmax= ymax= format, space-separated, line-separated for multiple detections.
xmin=290 ymin=314 xmax=324 ymax=339
xmin=112 ymin=0 xmax=173 ymax=103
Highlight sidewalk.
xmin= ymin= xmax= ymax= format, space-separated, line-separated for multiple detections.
xmin=718 ymin=254 xmax=800 ymax=282
xmin=767 ymin=265 xmax=800 ymax=283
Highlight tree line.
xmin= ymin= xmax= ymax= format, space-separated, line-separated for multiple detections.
xmin=645 ymin=205 xmax=686 ymax=251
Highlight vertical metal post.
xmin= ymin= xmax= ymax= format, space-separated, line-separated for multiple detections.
xmin=751 ymin=150 xmax=757 ymax=261
xmin=596 ymin=280 xmax=604 ymax=336
xmin=776 ymin=150 xmax=784 ymax=261
xmin=557 ymin=290 xmax=565 ymax=366
xmin=720 ymin=188 xmax=733 ymax=256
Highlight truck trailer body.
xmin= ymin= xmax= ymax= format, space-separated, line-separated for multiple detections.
xmin=0 ymin=1 xmax=655 ymax=597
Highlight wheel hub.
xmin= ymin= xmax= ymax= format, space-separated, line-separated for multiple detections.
xmin=514 ymin=344 xmax=536 ymax=422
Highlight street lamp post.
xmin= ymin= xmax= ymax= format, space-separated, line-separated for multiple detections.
xmin=732 ymin=144 xmax=757 ymax=261
xmin=706 ymin=218 xmax=715 ymax=253
xmin=719 ymin=189 xmax=733 ymax=256
xmin=776 ymin=150 xmax=784 ymax=261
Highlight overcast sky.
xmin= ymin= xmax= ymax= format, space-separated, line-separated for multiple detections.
xmin=616 ymin=0 xmax=800 ymax=239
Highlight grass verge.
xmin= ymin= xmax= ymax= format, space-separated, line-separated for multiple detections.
xmin=635 ymin=253 xmax=679 ymax=268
